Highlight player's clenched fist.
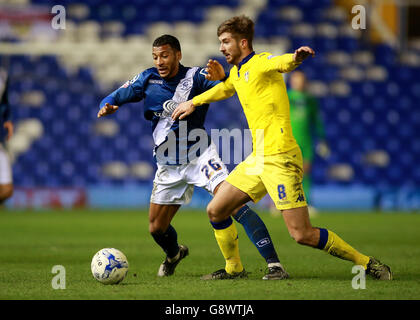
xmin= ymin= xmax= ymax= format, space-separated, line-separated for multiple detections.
xmin=293 ymin=46 xmax=315 ymax=63
xmin=97 ymin=102 xmax=119 ymax=118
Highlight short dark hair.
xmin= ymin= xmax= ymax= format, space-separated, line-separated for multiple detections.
xmin=217 ymin=15 xmax=254 ymax=50
xmin=152 ymin=34 xmax=181 ymax=52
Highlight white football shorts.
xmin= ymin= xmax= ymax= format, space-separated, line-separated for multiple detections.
xmin=0 ymin=144 xmax=12 ymax=185
xmin=150 ymin=143 xmax=229 ymax=205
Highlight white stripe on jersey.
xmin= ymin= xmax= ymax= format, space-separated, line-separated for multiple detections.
xmin=152 ymin=67 xmax=199 ymax=148
xmin=172 ymin=67 xmax=199 ymax=103
xmin=153 ymin=116 xmax=174 ymax=147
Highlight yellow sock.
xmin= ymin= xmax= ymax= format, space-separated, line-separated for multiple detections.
xmin=320 ymin=229 xmax=370 ymax=268
xmin=213 ymin=221 xmax=243 ymax=274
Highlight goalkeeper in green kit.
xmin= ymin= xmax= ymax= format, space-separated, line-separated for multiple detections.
xmin=288 ymin=71 xmax=330 ymax=212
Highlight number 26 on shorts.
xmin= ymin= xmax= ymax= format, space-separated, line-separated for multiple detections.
xmin=201 ymin=159 xmax=222 ymax=179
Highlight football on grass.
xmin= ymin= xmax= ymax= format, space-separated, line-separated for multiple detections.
xmin=91 ymin=248 xmax=129 ymax=284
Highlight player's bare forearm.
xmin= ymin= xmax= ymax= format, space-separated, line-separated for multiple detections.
xmin=204 ymin=59 xmax=225 ymax=81
xmin=97 ymin=103 xmax=119 ymax=118
xmin=172 ymin=100 xmax=196 ymax=120
xmin=293 ymin=46 xmax=315 ymax=63
xmin=3 ymin=121 xmax=13 ymax=140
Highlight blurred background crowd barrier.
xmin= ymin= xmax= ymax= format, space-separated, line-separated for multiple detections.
xmin=0 ymin=0 xmax=419 ymax=211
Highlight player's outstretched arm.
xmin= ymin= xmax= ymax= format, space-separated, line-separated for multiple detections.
xmin=293 ymin=46 xmax=315 ymax=63
xmin=260 ymin=48 xmax=314 ymax=73
xmin=171 ymin=74 xmax=236 ymax=120
xmin=97 ymin=102 xmax=119 ymax=118
xmin=204 ymin=59 xmax=225 ymax=81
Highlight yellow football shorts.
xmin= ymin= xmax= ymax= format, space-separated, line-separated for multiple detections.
xmin=226 ymin=146 xmax=307 ymax=210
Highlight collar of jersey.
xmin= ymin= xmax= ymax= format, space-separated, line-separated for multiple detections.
xmin=237 ymin=51 xmax=255 ymax=75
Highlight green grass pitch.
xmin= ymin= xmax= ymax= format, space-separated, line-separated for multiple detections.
xmin=0 ymin=208 xmax=419 ymax=300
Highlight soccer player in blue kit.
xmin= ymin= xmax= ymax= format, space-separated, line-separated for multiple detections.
xmin=98 ymin=35 xmax=288 ymax=280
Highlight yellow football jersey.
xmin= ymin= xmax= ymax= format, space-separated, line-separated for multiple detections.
xmin=193 ymin=52 xmax=301 ymax=155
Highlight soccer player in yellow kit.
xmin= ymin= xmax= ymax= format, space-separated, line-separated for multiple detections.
xmin=172 ymin=15 xmax=392 ymax=280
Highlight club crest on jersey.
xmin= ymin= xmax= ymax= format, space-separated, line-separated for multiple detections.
xmin=179 ymin=78 xmax=193 ymax=91
xmin=244 ymin=71 xmax=249 ymax=82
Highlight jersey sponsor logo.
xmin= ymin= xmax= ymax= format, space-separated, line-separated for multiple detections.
xmin=244 ymin=71 xmax=249 ymax=82
xmin=209 ymin=170 xmax=226 ymax=183
xmin=276 ymin=200 xmax=291 ymax=206
xmin=149 ymin=79 xmax=164 ymax=85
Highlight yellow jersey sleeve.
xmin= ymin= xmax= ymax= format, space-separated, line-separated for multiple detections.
xmin=256 ymin=53 xmax=301 ymax=73
xmin=192 ymin=71 xmax=236 ymax=106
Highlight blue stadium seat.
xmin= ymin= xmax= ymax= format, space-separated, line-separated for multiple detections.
xmin=390 ymin=65 xmax=415 ymax=83
xmin=374 ymin=44 xmax=396 ymax=66
xmin=360 ymin=137 xmax=376 ymax=151
xmin=337 ymin=36 xmax=360 ymax=52
xmin=292 ymin=37 xmax=315 ymax=50
xmin=314 ymin=37 xmax=338 ymax=52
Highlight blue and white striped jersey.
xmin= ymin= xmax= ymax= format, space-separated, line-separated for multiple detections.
xmin=99 ymin=64 xmax=219 ymax=165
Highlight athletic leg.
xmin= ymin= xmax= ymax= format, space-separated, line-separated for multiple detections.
xmin=149 ymin=203 xmax=189 ymax=276
xmin=0 ymin=183 xmax=13 ymax=205
xmin=0 ymin=145 xmax=13 ymax=205
xmin=207 ymin=180 xmax=250 ymax=222
xmin=263 ymin=147 xmax=391 ymax=279
xmin=232 ymin=203 xmax=288 ymax=279
xmin=282 ymin=205 xmax=370 ymax=265
xmin=149 ymin=162 xmax=193 ymax=277
xmin=185 ymin=145 xmax=251 ymax=279
xmin=281 ymin=206 xmax=392 ymax=279
xmin=201 ymin=181 xmax=250 ymax=279
xmin=282 ymin=206 xmax=392 ymax=279
xmin=149 ymin=203 xmax=181 ymax=259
